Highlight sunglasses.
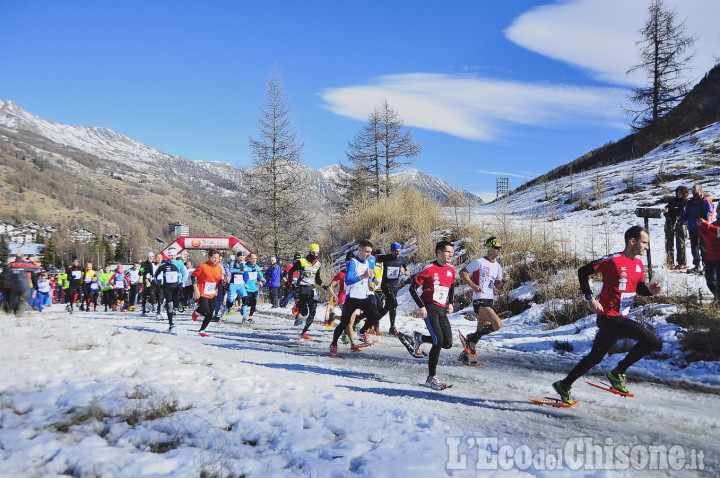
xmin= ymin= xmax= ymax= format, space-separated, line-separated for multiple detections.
xmin=493 ymin=246 xmax=503 ymax=250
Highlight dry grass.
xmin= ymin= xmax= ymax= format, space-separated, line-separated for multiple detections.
xmin=666 ymin=303 xmax=720 ymax=362
xmin=332 ymin=188 xmax=445 ymax=263
xmin=64 ymin=340 xmax=100 ymax=351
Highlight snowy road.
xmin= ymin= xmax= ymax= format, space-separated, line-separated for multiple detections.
xmin=1 ymin=305 xmax=718 ymax=477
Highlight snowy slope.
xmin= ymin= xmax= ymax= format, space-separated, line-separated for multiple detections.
xmin=476 ymin=122 xmax=720 ymax=266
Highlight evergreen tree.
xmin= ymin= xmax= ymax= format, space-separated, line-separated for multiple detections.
xmin=627 ymin=0 xmax=695 ymax=131
xmin=42 ymin=234 xmax=58 ymax=268
xmin=246 ymin=66 xmax=309 ymax=259
xmin=0 ymin=234 xmax=9 ymax=264
xmin=115 ymin=236 xmax=131 ymax=264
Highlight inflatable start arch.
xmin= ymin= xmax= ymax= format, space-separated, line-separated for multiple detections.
xmin=159 ymin=237 xmax=251 ymax=260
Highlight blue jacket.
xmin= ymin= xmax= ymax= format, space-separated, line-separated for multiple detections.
xmin=243 ymin=264 xmax=264 ymax=293
xmin=682 ymin=194 xmax=713 ymax=231
xmin=264 ymin=263 xmax=282 ymax=287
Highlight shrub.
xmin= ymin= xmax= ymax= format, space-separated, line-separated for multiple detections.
xmin=331 ymin=188 xmax=445 ymax=263
xmin=666 ymin=303 xmax=720 ymax=362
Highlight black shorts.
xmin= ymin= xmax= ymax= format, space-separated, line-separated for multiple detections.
xmin=473 ymin=299 xmax=494 ymax=312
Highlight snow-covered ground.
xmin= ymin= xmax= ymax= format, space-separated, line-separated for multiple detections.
xmin=1 ymin=295 xmax=718 ymax=477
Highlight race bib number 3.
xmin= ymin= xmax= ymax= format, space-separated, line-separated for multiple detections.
xmin=433 ymin=285 xmax=450 ymax=304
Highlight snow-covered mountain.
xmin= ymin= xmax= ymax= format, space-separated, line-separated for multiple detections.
xmin=0 ymin=100 xmax=479 ymax=210
xmin=318 ymin=165 xmax=484 ymax=205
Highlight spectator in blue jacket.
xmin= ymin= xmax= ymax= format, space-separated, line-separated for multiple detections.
xmin=264 ymin=256 xmax=282 ymax=308
xmin=682 ymin=184 xmax=714 ymax=273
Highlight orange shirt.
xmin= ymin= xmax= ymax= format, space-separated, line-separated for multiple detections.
xmin=192 ymin=261 xmax=224 ymax=298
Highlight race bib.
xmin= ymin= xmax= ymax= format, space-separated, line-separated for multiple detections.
xmin=247 ymin=271 xmax=258 ymax=281
xmin=233 ymin=275 xmax=244 ymax=285
xmin=386 ymin=267 xmax=400 ymax=279
xmin=203 ymin=282 xmax=217 ymax=295
xmin=165 ymin=271 xmax=179 ymax=283
xmin=114 ymin=279 xmax=125 ymax=288
xmin=433 ymin=285 xmax=450 ymax=304
xmin=90 ymin=283 xmax=100 ymax=291
xmin=620 ymin=292 xmax=636 ymax=316
xmin=71 ymin=271 xmax=82 ymax=280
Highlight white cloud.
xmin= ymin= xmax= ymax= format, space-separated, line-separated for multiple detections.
xmin=505 ymin=0 xmax=720 ymax=86
xmin=319 ymin=73 xmax=627 ymax=142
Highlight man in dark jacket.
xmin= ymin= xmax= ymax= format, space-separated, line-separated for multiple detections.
xmin=663 ymin=186 xmax=689 ymax=269
xmin=3 ymin=253 xmax=40 ymax=316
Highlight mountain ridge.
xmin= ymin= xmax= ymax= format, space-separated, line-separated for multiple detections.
xmin=0 ymin=100 xmax=482 ymax=245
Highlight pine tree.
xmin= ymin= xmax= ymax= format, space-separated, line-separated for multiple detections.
xmin=0 ymin=234 xmax=9 ymax=264
xmin=246 ymin=66 xmax=309 ymax=259
xmin=626 ymin=0 xmax=695 ymax=131
xmin=42 ymin=234 xmax=58 ymax=268
xmin=335 ymin=101 xmax=420 ymax=206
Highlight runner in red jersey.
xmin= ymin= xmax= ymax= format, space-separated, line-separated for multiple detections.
xmin=409 ymin=241 xmax=456 ymax=390
xmin=552 ymin=226 xmax=662 ymax=405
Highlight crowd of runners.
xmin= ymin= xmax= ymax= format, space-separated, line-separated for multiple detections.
xmin=3 ymin=213 xmax=719 ymax=397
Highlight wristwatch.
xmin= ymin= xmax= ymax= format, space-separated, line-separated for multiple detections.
xmin=584 ymin=293 xmax=593 ymax=300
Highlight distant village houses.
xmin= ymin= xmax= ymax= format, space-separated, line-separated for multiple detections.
xmin=0 ymin=221 xmax=56 ymax=244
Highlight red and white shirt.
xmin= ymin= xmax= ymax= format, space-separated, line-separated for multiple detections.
xmin=592 ymin=253 xmax=645 ymax=317
xmin=414 ymin=262 xmax=456 ymax=306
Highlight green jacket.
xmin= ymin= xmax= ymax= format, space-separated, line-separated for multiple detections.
xmin=98 ymin=271 xmax=114 ymax=291
xmin=58 ymin=273 xmax=69 ymax=289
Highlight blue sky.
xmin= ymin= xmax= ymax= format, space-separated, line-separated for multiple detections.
xmin=2 ymin=0 xmax=719 ymax=201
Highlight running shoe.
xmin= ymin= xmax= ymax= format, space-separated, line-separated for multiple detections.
xmin=552 ymin=380 xmax=575 ymax=405
xmin=606 ymin=370 xmax=629 ymax=394
xmin=412 ymin=331 xmax=423 ymax=356
xmin=426 ymin=375 xmax=447 ymax=390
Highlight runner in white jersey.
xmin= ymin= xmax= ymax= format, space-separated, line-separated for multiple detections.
xmin=458 ymin=237 xmax=510 ymax=363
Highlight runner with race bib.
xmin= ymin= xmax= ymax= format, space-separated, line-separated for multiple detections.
xmin=408 ymin=241 xmax=457 ymax=391
xmin=551 ymin=225 xmax=663 ymax=405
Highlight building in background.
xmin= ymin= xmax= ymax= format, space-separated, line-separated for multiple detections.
xmin=168 ymin=222 xmax=189 ymax=237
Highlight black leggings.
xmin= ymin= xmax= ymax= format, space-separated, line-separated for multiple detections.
xmin=332 ymin=297 xmax=374 ymax=345
xmin=296 ymin=288 xmax=318 ymax=333
xmin=66 ymin=283 xmax=82 ymax=305
xmin=357 ymin=293 xmax=384 ymax=334
xmin=382 ymin=285 xmax=399 ymax=327
xmin=162 ymin=286 xmax=181 ymax=325
xmin=420 ymin=303 xmax=453 ymax=377
xmin=242 ymin=290 xmax=259 ymax=316
xmin=198 ymin=296 xmax=218 ymax=332
xmin=563 ymin=315 xmax=662 ymax=387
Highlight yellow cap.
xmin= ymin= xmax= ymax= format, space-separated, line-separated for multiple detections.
xmin=309 ymin=243 xmax=320 ymax=252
